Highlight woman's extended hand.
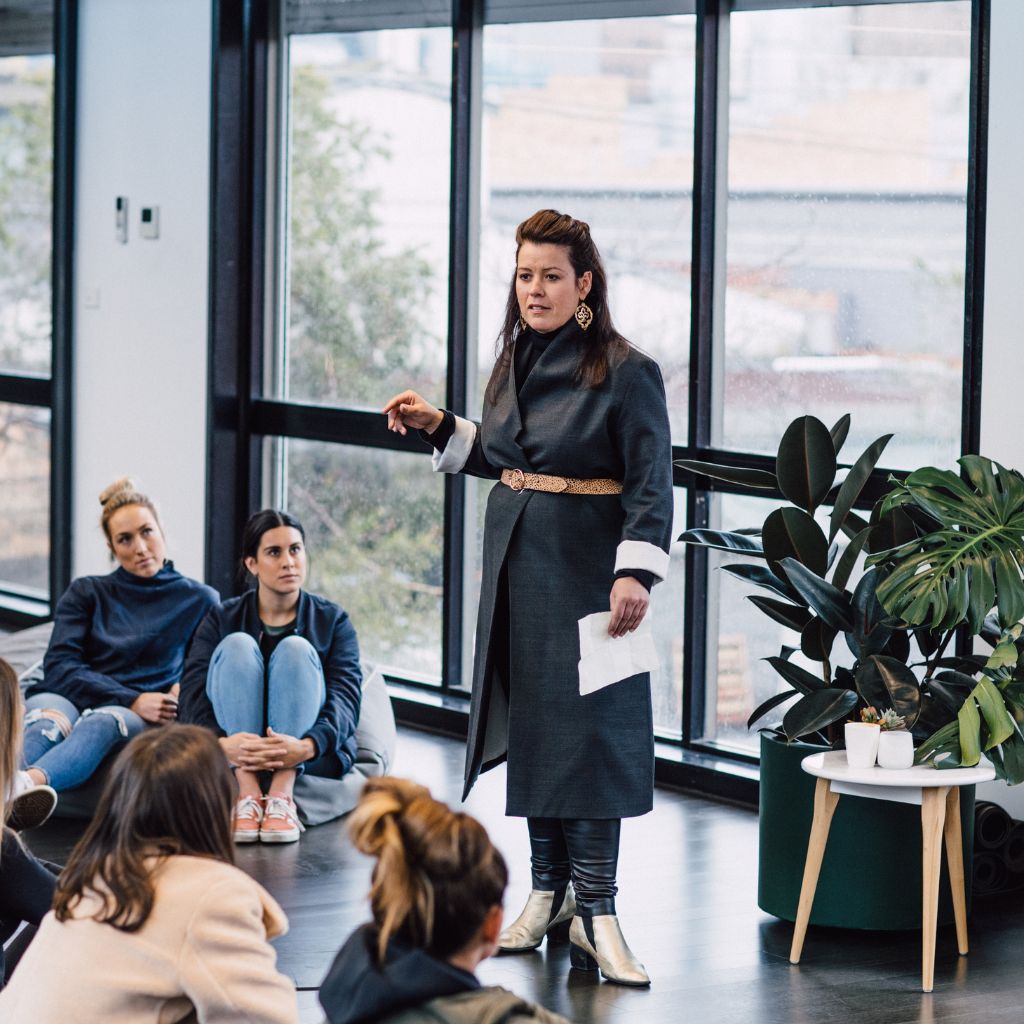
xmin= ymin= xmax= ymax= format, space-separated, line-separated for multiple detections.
xmin=131 ymin=690 xmax=179 ymax=724
xmin=383 ymin=390 xmax=444 ymax=436
xmin=608 ymin=576 xmax=650 ymax=638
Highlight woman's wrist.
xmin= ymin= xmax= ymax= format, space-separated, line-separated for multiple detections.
xmin=424 ymin=408 xmax=445 ymax=435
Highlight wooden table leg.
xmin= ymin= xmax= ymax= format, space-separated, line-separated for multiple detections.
xmin=790 ymin=778 xmax=840 ymax=964
xmin=943 ymin=787 xmax=968 ymax=956
xmin=921 ymin=786 xmax=950 ymax=993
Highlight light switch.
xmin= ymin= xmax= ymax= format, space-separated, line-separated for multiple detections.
xmin=140 ymin=206 xmax=159 ymax=239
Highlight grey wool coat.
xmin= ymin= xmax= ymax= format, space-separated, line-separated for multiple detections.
xmin=434 ymin=319 xmax=673 ymax=819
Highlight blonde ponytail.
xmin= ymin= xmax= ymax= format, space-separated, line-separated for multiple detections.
xmin=349 ymin=778 xmax=507 ymax=963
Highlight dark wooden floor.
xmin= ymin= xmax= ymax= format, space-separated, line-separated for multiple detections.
xmin=24 ymin=726 xmax=1024 ymax=1023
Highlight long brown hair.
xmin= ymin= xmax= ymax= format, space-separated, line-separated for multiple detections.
xmin=0 ymin=658 xmax=21 ymax=853
xmin=53 ymin=725 xmax=235 ymax=932
xmin=349 ymin=777 xmax=508 ymax=963
xmin=487 ymin=208 xmax=629 ymax=405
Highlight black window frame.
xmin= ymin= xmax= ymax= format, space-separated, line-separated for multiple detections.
xmin=0 ymin=0 xmax=76 ymax=627
xmin=208 ymin=0 xmax=989 ymax=801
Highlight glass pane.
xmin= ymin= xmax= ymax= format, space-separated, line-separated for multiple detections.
xmin=462 ymin=480 xmax=685 ymax=739
xmin=0 ymin=52 xmax=54 ymax=375
xmin=721 ymin=2 xmax=971 ymax=470
xmin=0 ymin=402 xmax=50 ymax=594
xmin=477 ymin=15 xmax=696 ymax=441
xmin=281 ymin=29 xmax=451 ymax=409
xmin=278 ymin=440 xmax=444 ymax=682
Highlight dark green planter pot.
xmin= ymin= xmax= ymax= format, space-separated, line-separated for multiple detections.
xmin=758 ymin=732 xmax=975 ymax=930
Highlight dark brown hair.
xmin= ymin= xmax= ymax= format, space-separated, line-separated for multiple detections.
xmin=53 ymin=725 xmax=236 ymax=932
xmin=487 ymin=208 xmax=629 ymax=405
xmin=98 ymin=477 xmax=163 ymax=544
xmin=349 ymin=777 xmax=508 ymax=963
xmin=239 ymin=509 xmax=306 ymax=585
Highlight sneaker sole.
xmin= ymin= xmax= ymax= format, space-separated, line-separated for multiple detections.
xmin=233 ymin=830 xmax=261 ymax=844
xmin=8 ymin=788 xmax=58 ymax=831
xmin=259 ymin=830 xmax=301 ymax=844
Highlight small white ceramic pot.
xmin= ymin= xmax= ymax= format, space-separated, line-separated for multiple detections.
xmin=877 ymin=729 xmax=914 ymax=769
xmin=845 ymin=722 xmax=881 ymax=769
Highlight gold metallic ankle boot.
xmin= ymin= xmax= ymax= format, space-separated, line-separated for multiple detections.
xmin=569 ymin=914 xmax=650 ymax=986
xmin=498 ymin=883 xmax=576 ymax=953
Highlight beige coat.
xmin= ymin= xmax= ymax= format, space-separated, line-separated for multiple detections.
xmin=0 ymin=854 xmax=297 ymax=1024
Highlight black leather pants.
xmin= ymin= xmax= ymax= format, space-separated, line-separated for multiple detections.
xmin=527 ymin=817 xmax=621 ymax=917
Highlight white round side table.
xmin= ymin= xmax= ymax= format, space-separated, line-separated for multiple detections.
xmin=789 ymin=750 xmax=995 ymax=992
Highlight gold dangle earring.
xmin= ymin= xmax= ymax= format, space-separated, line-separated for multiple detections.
xmin=575 ymin=299 xmax=594 ymax=332
xmin=519 ymin=314 xmax=528 ymax=332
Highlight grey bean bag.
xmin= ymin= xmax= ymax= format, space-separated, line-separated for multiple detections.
xmin=2 ymin=623 xmax=397 ymax=825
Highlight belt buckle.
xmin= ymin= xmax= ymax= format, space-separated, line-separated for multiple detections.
xmin=508 ymin=468 xmax=526 ymax=492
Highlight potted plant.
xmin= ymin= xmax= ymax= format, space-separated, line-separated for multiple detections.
xmin=677 ymin=415 xmax=1024 ymax=928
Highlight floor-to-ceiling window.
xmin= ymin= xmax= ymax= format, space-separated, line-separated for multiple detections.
xmin=0 ymin=0 xmax=73 ymax=624
xmin=212 ymin=0 xmax=984 ymax=781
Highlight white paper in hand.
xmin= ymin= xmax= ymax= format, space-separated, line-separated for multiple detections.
xmin=577 ymin=611 xmax=660 ymax=695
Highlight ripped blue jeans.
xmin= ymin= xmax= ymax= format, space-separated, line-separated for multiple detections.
xmin=22 ymin=692 xmax=145 ymax=792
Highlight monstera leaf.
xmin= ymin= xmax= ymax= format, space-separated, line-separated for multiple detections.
xmin=870 ymin=457 xmax=1024 ymax=633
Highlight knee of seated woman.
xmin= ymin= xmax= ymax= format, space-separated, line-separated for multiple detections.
xmin=76 ymin=706 xmax=145 ymax=740
xmin=267 ymin=634 xmax=319 ymax=671
xmin=212 ymin=631 xmax=263 ymax=664
xmin=24 ymin=706 xmax=74 ymax=739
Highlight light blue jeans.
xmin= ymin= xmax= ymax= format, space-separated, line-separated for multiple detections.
xmin=23 ymin=693 xmax=146 ymax=792
xmin=206 ymin=632 xmax=325 ymax=741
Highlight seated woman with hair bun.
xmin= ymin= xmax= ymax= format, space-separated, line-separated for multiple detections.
xmin=19 ymin=478 xmax=218 ymax=796
xmin=319 ymin=777 xmax=570 ymax=1024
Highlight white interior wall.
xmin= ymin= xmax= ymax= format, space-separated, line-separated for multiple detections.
xmin=72 ymin=0 xmax=211 ymax=581
xmin=973 ymin=0 xmax=1024 ymax=818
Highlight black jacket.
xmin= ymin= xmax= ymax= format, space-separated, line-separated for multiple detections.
xmin=320 ymin=925 xmax=569 ymax=1024
xmin=178 ymin=589 xmax=361 ymax=772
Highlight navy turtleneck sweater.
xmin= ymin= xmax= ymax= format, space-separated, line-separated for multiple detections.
xmin=29 ymin=563 xmax=219 ymax=711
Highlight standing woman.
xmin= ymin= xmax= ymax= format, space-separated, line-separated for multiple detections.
xmin=383 ymin=210 xmax=673 ymax=986
xmin=20 ymin=479 xmax=218 ymax=794
xmin=179 ymin=510 xmax=362 ymax=844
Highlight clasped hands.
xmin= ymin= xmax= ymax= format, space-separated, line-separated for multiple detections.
xmin=219 ymin=729 xmax=317 ymax=772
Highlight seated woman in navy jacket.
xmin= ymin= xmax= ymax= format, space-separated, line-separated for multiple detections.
xmin=21 ymin=479 xmax=218 ymax=795
xmin=179 ymin=509 xmax=362 ymax=845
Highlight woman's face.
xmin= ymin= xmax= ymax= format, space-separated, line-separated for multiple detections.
xmin=245 ymin=525 xmax=306 ymax=598
xmin=107 ymin=505 xmax=167 ymax=578
xmin=515 ymin=241 xmax=592 ymax=334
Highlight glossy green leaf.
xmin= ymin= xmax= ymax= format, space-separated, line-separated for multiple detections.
xmin=782 ymin=688 xmax=859 ymax=741
xmin=830 ymin=414 xmax=851 ymax=456
xmin=855 ymin=655 xmax=922 ymax=728
xmin=994 ymin=729 xmax=1024 ymax=785
xmin=674 ymin=459 xmax=778 ymax=490
xmin=958 ymin=695 xmax=982 ymax=766
xmin=846 ymin=569 xmax=894 ymax=659
xmin=747 ymin=596 xmax=812 ymax=633
xmin=974 ymin=676 xmax=1015 ymax=749
xmin=747 ymin=689 xmax=798 ymax=730
xmin=800 ymin=618 xmax=838 ymax=663
xmin=831 ymin=527 xmax=870 ymax=593
xmin=829 ymin=433 xmax=893 ymax=542
xmin=761 ymin=507 xmax=829 ymax=579
xmin=777 ymin=557 xmax=854 ymax=632
xmin=720 ymin=564 xmax=796 ymax=602
xmin=776 ymin=416 xmax=837 ymax=513
xmin=914 ymin=720 xmax=961 ymax=767
xmin=764 ymin=655 xmax=826 ymax=695
xmin=677 ymin=529 xmax=765 ymax=556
